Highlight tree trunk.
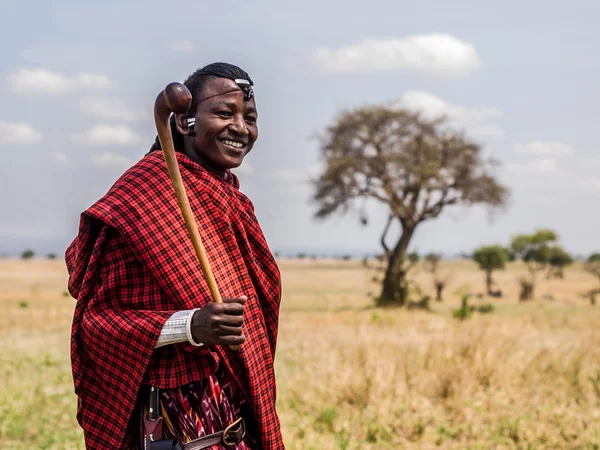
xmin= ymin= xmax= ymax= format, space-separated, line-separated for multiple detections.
xmin=485 ymin=270 xmax=493 ymax=295
xmin=520 ymin=268 xmax=536 ymax=301
xmin=378 ymin=224 xmax=416 ymax=307
xmin=435 ymin=281 xmax=444 ymax=301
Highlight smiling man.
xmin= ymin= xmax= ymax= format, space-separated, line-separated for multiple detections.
xmin=177 ymin=75 xmax=258 ymax=175
xmin=65 ymin=63 xmax=284 ymax=449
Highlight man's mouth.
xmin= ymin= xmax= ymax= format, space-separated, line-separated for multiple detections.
xmin=220 ymin=139 xmax=246 ymax=150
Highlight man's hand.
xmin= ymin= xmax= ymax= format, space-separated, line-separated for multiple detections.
xmin=190 ymin=296 xmax=247 ymax=346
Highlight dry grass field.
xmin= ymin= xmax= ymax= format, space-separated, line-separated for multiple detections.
xmin=1 ymin=257 xmax=600 ymax=449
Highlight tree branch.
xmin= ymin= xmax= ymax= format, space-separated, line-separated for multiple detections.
xmin=419 ymin=193 xmax=460 ymax=221
xmin=380 ymin=213 xmax=393 ymax=256
xmin=371 ymin=140 xmax=412 ymax=219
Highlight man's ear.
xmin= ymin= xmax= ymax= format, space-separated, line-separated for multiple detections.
xmin=174 ymin=113 xmax=191 ymax=135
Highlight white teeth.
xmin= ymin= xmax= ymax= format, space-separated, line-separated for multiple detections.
xmin=222 ymin=139 xmax=244 ymax=149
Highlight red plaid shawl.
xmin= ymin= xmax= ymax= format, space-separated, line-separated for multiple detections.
xmin=65 ymin=151 xmax=283 ymax=449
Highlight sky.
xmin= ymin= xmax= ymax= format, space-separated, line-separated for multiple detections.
xmin=1 ymin=1 xmax=599 ymax=258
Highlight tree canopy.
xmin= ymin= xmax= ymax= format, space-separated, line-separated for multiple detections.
xmin=312 ymin=106 xmax=509 ymax=305
xmin=473 ymin=245 xmax=509 ymax=272
xmin=313 ymin=108 xmax=508 ymax=229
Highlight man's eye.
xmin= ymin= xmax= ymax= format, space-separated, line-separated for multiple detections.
xmin=246 ymin=116 xmax=257 ymax=124
xmin=218 ymin=111 xmax=232 ymax=117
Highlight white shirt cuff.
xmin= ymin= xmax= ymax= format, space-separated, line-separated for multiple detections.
xmin=155 ymin=309 xmax=203 ymax=348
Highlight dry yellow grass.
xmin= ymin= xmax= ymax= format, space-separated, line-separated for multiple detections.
xmin=1 ymin=258 xmax=600 ymax=449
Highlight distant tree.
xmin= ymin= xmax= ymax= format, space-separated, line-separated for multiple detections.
xmin=505 ymin=248 xmax=517 ymax=262
xmin=584 ymin=253 xmax=600 ymax=305
xmin=296 ymin=253 xmax=306 ymax=260
xmin=311 ymin=106 xmax=508 ymax=306
xmin=510 ymin=229 xmax=557 ymax=300
xmin=589 ymin=253 xmax=600 ymax=262
xmin=47 ymin=253 xmax=57 ymax=260
xmin=472 ymin=245 xmax=509 ymax=295
xmin=424 ymin=253 xmax=442 ymax=272
xmin=424 ymin=253 xmax=447 ymax=301
xmin=546 ymin=246 xmax=573 ymax=279
xmin=21 ymin=249 xmax=35 ymax=260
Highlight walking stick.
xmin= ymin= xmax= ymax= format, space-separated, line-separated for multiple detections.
xmin=154 ymin=82 xmax=239 ymax=351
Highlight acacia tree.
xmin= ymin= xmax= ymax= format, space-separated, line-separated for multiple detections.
xmin=424 ymin=253 xmax=448 ymax=301
xmin=21 ymin=249 xmax=35 ymax=260
xmin=312 ymin=107 xmax=508 ymax=306
xmin=510 ymin=229 xmax=557 ymax=300
xmin=472 ymin=245 xmax=508 ymax=295
xmin=546 ymin=246 xmax=573 ymax=279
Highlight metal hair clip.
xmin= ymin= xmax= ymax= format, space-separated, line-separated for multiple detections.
xmin=234 ymin=79 xmax=254 ymax=101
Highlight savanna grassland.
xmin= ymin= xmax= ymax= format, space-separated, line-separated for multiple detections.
xmin=1 ymin=258 xmax=600 ymax=449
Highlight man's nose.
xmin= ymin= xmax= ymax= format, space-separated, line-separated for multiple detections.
xmin=230 ymin=114 xmax=248 ymax=137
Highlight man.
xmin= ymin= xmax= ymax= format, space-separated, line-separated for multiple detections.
xmin=66 ymin=63 xmax=284 ymax=449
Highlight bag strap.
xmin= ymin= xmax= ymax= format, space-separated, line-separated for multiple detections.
xmin=144 ymin=386 xmax=165 ymax=446
xmin=149 ymin=386 xmax=160 ymax=420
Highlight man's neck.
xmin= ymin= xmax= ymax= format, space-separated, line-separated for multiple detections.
xmin=182 ymin=147 xmax=227 ymax=178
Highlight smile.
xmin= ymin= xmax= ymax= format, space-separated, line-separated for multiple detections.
xmin=220 ymin=139 xmax=246 ymax=149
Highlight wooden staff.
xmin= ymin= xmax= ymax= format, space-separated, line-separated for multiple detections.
xmin=154 ymin=82 xmax=238 ymax=351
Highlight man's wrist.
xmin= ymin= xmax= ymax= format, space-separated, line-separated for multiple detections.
xmin=155 ymin=309 xmax=204 ymax=348
xmin=186 ymin=308 xmax=203 ymax=347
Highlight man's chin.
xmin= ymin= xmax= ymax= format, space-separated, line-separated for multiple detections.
xmin=211 ymin=155 xmax=245 ymax=172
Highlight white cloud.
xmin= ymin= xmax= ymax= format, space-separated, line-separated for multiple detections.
xmin=50 ymin=152 xmax=76 ymax=168
xmin=167 ymin=40 xmax=195 ymax=53
xmin=311 ymin=33 xmax=481 ymax=77
xmin=514 ymin=141 xmax=573 ymax=157
xmin=397 ymin=90 xmax=503 ymax=139
xmin=0 ymin=121 xmax=42 ymax=145
xmin=74 ymin=73 xmax=113 ymax=90
xmin=466 ymin=125 xmax=504 ymax=140
xmin=529 ymin=158 xmax=558 ymax=173
xmin=71 ymin=125 xmax=143 ymax=146
xmin=79 ymin=97 xmax=143 ymax=122
xmin=91 ymin=152 xmax=135 ymax=170
xmin=8 ymin=68 xmax=113 ymax=95
xmin=507 ymin=158 xmax=558 ymax=174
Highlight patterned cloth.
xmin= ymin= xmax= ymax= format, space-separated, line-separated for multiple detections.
xmin=140 ymin=367 xmax=260 ymax=448
xmin=65 ymin=151 xmax=284 ymax=449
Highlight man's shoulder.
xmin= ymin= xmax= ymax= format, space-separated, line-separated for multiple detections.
xmin=84 ymin=152 xmax=166 ymax=221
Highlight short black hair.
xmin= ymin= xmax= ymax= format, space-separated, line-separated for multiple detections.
xmin=148 ymin=62 xmax=253 ymax=154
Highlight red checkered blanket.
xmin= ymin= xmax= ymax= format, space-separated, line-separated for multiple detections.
xmin=65 ymin=151 xmax=283 ymax=449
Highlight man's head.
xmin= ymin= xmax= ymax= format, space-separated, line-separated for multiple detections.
xmin=174 ymin=62 xmax=258 ymax=174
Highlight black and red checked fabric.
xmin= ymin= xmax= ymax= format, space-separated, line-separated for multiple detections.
xmin=65 ymin=151 xmax=284 ymax=449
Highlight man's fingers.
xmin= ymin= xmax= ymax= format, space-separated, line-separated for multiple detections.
xmin=223 ymin=296 xmax=248 ymax=304
xmin=218 ymin=325 xmax=243 ymax=336
xmin=221 ymin=334 xmax=246 ymax=346
xmin=221 ymin=298 xmax=247 ymax=315
xmin=220 ymin=315 xmax=244 ymax=327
